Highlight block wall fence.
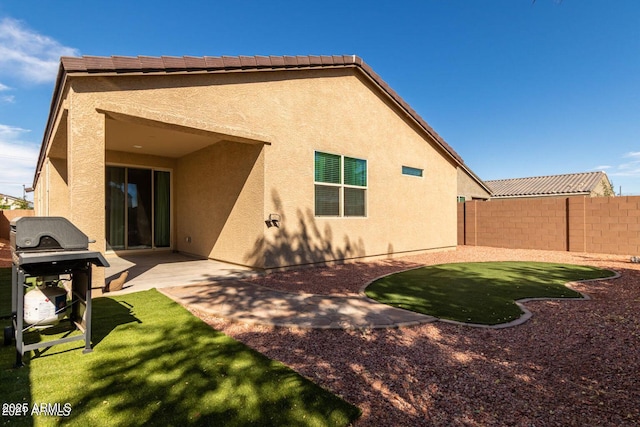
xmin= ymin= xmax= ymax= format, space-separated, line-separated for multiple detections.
xmin=0 ymin=210 xmax=35 ymax=240
xmin=457 ymin=196 xmax=640 ymax=256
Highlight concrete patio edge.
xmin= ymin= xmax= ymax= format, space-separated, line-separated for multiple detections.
xmin=159 ymin=280 xmax=438 ymax=330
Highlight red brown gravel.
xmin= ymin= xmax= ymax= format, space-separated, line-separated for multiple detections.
xmin=0 ymin=238 xmax=10 ymax=267
xmin=3 ymin=239 xmax=639 ymax=425
xmin=191 ymin=246 xmax=640 ymax=426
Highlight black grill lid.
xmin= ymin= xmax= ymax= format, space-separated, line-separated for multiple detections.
xmin=11 ymin=217 xmax=89 ymax=251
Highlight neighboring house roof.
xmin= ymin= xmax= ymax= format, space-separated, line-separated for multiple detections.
xmin=0 ymin=193 xmax=31 ymax=209
xmin=1 ymin=193 xmax=21 ymax=203
xmin=36 ymin=54 xmax=485 ymax=190
xmin=486 ymin=171 xmax=611 ymax=198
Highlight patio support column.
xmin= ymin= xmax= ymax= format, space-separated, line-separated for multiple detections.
xmin=67 ymin=97 xmax=106 ymax=292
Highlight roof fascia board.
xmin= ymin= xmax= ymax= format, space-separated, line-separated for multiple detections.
xmin=34 ymin=64 xmax=68 ymax=188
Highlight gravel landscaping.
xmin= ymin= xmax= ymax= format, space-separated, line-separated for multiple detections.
xmin=3 ymin=240 xmax=639 ymax=426
xmin=198 ymin=246 xmax=640 ymax=426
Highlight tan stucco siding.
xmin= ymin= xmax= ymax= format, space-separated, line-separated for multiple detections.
xmin=258 ymin=72 xmax=458 ymax=268
xmin=46 ymin=157 xmax=70 ymax=218
xmin=39 ymin=68 xmax=458 ymax=271
xmin=175 ymin=141 xmax=264 ymax=265
xmin=457 ymin=168 xmax=491 ymax=201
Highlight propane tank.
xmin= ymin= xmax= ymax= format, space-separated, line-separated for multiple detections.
xmin=24 ymin=284 xmax=68 ymax=327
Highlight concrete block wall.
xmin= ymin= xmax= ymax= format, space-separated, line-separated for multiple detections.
xmin=0 ymin=210 xmax=35 ymax=240
xmin=458 ymin=196 xmax=640 ymax=256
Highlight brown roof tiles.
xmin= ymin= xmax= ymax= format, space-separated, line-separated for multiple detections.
xmin=486 ymin=172 xmax=609 ymax=198
xmin=138 ymin=56 xmax=165 ymax=70
xmin=55 ymin=54 xmax=465 ymax=165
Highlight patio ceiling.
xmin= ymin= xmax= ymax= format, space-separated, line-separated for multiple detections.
xmin=100 ymin=103 xmax=274 ymax=159
xmin=106 ymin=117 xmax=224 ymax=158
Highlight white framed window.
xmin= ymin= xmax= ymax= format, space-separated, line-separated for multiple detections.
xmin=314 ymin=151 xmax=367 ymax=217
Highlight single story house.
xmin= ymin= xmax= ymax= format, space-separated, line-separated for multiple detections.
xmin=33 ymin=54 xmax=485 ymax=288
xmin=0 ymin=193 xmax=32 ymax=210
xmin=486 ymin=171 xmax=614 ymax=199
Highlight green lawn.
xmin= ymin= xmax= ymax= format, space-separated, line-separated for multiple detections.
xmin=0 ymin=283 xmax=360 ymax=426
xmin=365 ymin=261 xmax=615 ymax=325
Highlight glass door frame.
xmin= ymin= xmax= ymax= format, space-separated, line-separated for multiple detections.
xmin=105 ymin=163 xmax=173 ymax=253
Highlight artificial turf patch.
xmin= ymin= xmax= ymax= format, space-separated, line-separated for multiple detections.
xmin=365 ymin=261 xmax=615 ymax=325
xmin=0 ymin=285 xmax=360 ymax=426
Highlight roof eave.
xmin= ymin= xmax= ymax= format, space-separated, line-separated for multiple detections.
xmin=34 ymin=62 xmax=68 ymax=189
xmin=34 ymin=54 xmax=469 ymax=186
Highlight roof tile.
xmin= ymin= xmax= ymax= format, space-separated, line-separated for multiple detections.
xmin=161 ymin=56 xmax=187 ymax=69
xmin=320 ymin=55 xmax=334 ymax=65
xmin=55 ymin=54 xmax=468 ymax=167
xmin=282 ymin=56 xmax=298 ymax=67
xmin=111 ymin=56 xmax=141 ymax=70
xmin=138 ymin=56 xmax=166 ymax=70
xmin=60 ymin=57 xmax=87 ymax=71
xmin=83 ymin=56 xmax=115 ymax=71
xmin=332 ymin=55 xmax=346 ymax=65
xmin=296 ymin=56 xmax=311 ymax=66
xmin=269 ymin=55 xmax=286 ymax=67
xmin=239 ymin=56 xmax=258 ymax=68
xmin=255 ymin=55 xmax=272 ymax=67
xmin=486 ymin=172 xmax=608 ymax=198
xmin=184 ymin=56 xmax=207 ymax=69
xmin=342 ymin=54 xmax=356 ymax=65
xmin=221 ymin=56 xmax=242 ymax=68
xmin=203 ymin=56 xmax=225 ymax=69
xmin=307 ymin=55 xmax=322 ymax=66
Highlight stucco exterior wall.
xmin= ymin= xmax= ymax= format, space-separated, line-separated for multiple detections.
xmin=457 ymin=167 xmax=491 ymax=201
xmin=175 ymin=141 xmax=264 ymax=265
xmin=258 ymin=72 xmax=458 ymax=268
xmin=36 ymin=67 xmax=459 ymax=272
xmin=46 ymin=158 xmax=70 ymax=218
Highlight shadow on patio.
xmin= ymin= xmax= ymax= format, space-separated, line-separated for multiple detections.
xmin=104 ymin=252 xmax=260 ymax=295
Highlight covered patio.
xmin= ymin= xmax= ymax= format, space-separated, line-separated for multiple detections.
xmin=38 ymin=89 xmax=270 ymax=289
xmin=104 ymin=252 xmax=260 ymax=295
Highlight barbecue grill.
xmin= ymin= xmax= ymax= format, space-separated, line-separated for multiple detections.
xmin=6 ymin=216 xmax=109 ymax=366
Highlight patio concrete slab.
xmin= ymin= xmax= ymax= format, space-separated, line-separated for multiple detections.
xmin=160 ymin=281 xmax=437 ymax=330
xmin=104 ymin=252 xmax=260 ymax=295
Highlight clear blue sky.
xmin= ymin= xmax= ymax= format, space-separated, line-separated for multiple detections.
xmin=1 ymin=0 xmax=638 ymax=199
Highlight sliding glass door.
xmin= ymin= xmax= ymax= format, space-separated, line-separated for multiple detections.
xmin=106 ymin=166 xmax=171 ymax=251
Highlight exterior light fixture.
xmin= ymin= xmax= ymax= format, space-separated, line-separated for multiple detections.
xmin=265 ymin=214 xmax=281 ymax=228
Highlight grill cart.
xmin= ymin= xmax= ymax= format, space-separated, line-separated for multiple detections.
xmin=6 ymin=217 xmax=109 ymax=367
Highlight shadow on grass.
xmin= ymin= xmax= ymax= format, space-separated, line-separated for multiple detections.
xmin=2 ymin=289 xmax=358 ymax=426
xmin=0 ymin=318 xmax=33 ymax=426
xmin=63 ymin=291 xmax=359 ymax=426
xmin=1 ymin=268 xmax=33 ymax=426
